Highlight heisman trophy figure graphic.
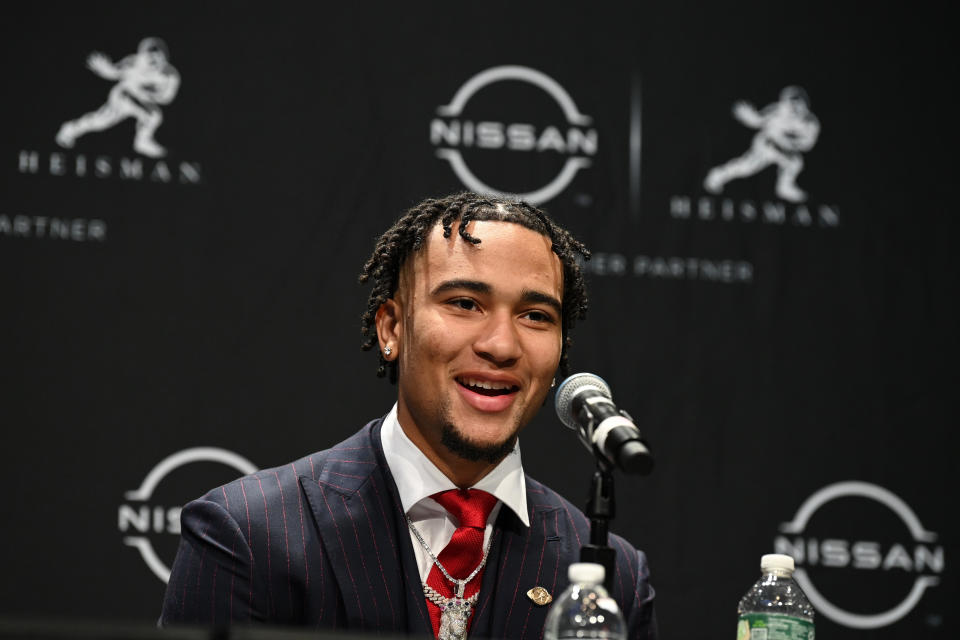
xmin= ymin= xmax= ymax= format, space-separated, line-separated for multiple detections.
xmin=56 ymin=37 xmax=180 ymax=158
xmin=704 ymin=86 xmax=820 ymax=203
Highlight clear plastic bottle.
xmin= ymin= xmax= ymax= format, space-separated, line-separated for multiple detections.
xmin=737 ymin=554 xmax=815 ymax=640
xmin=544 ymin=562 xmax=626 ymax=640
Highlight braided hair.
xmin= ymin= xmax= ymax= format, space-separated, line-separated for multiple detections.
xmin=358 ymin=192 xmax=590 ymax=383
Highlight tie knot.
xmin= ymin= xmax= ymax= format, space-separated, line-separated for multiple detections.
xmin=431 ymin=489 xmax=498 ymax=529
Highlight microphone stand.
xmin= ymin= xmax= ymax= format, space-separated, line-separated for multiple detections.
xmin=579 ymin=459 xmax=617 ymax=591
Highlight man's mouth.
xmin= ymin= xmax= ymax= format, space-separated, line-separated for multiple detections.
xmin=456 ymin=376 xmax=519 ymax=397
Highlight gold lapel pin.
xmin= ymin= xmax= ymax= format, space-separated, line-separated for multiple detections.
xmin=527 ymin=586 xmax=553 ymax=606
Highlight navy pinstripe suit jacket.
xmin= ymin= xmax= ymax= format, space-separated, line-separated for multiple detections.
xmin=161 ymin=418 xmax=657 ymax=639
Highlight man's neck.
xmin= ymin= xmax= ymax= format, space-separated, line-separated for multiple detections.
xmin=398 ymin=422 xmax=498 ymax=488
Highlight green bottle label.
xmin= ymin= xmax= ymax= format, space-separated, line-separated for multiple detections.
xmin=736 ymin=613 xmax=814 ymax=640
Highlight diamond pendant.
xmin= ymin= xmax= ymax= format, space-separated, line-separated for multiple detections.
xmin=438 ymin=598 xmax=473 ymax=640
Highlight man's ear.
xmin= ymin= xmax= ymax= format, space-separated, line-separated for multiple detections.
xmin=375 ymin=298 xmax=402 ymax=358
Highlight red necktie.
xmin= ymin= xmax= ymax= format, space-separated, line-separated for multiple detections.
xmin=425 ymin=489 xmax=498 ymax=637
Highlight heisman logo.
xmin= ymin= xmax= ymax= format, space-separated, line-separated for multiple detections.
xmin=430 ymin=65 xmax=597 ymax=205
xmin=56 ymin=37 xmax=181 ymax=158
xmin=704 ymin=86 xmax=820 ymax=203
xmin=118 ymin=447 xmax=257 ymax=583
xmin=776 ymin=481 xmax=943 ymax=629
xmin=18 ymin=36 xmax=200 ymax=187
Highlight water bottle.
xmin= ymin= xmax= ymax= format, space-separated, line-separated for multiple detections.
xmin=737 ymin=553 xmax=815 ymax=640
xmin=544 ymin=562 xmax=626 ymax=640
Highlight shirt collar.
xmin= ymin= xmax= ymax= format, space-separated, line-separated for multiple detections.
xmin=380 ymin=403 xmax=530 ymax=527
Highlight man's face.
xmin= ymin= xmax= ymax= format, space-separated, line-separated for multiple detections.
xmin=381 ymin=220 xmax=563 ymax=466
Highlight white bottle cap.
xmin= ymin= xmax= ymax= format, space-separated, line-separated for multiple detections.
xmin=761 ymin=554 xmax=795 ymax=572
xmin=568 ymin=562 xmax=605 ymax=584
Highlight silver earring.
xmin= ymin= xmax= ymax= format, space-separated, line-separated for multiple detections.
xmin=551 ymin=378 xmax=556 ymax=388
xmin=383 ymin=346 xmax=393 ymax=357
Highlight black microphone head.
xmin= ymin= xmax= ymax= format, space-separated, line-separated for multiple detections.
xmin=617 ymin=440 xmax=655 ymax=476
xmin=554 ymin=372 xmax=612 ymax=430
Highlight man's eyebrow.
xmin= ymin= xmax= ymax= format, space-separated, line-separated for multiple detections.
xmin=522 ymin=289 xmax=562 ymax=315
xmin=431 ymin=280 xmax=562 ymax=315
xmin=430 ymin=279 xmax=491 ymax=296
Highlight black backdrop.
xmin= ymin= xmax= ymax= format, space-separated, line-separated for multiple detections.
xmin=1 ymin=3 xmax=955 ymax=639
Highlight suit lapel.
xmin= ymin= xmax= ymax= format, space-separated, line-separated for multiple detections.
xmin=473 ymin=478 xmax=567 ymax=640
xmin=374 ymin=425 xmax=435 ymax=635
xmin=299 ymin=420 xmax=431 ymax=634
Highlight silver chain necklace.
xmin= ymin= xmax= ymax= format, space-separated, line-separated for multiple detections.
xmin=407 ymin=516 xmax=491 ymax=640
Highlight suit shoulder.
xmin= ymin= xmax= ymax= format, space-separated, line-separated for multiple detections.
xmin=192 ymin=418 xmax=383 ymax=512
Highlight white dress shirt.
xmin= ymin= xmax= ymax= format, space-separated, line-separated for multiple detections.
xmin=380 ymin=403 xmax=530 ymax=582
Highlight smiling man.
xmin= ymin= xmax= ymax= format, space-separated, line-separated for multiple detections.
xmin=376 ymin=213 xmax=565 ymax=488
xmin=161 ymin=193 xmax=657 ymax=639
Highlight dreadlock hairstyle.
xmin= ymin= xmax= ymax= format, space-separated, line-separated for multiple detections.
xmin=358 ymin=192 xmax=591 ymax=383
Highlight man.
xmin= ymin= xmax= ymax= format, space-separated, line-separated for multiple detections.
xmin=161 ymin=193 xmax=657 ymax=639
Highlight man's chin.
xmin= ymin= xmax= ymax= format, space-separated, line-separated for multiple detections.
xmin=440 ymin=423 xmax=518 ymax=465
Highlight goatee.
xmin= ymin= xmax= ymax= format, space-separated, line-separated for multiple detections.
xmin=440 ymin=423 xmax=517 ymax=465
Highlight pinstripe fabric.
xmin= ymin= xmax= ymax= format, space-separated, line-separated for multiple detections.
xmin=161 ymin=418 xmax=657 ymax=639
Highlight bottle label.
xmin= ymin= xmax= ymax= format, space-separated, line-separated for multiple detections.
xmin=736 ymin=613 xmax=814 ymax=640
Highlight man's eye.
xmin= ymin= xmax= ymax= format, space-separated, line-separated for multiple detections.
xmin=525 ymin=310 xmax=554 ymax=324
xmin=450 ymin=298 xmax=478 ymax=311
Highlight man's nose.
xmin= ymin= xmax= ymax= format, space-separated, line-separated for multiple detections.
xmin=473 ymin=311 xmax=522 ymax=366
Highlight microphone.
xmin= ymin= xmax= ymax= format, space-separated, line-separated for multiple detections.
xmin=555 ymin=373 xmax=654 ymax=475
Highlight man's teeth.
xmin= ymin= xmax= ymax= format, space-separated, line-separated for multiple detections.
xmin=459 ymin=377 xmax=514 ymax=391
